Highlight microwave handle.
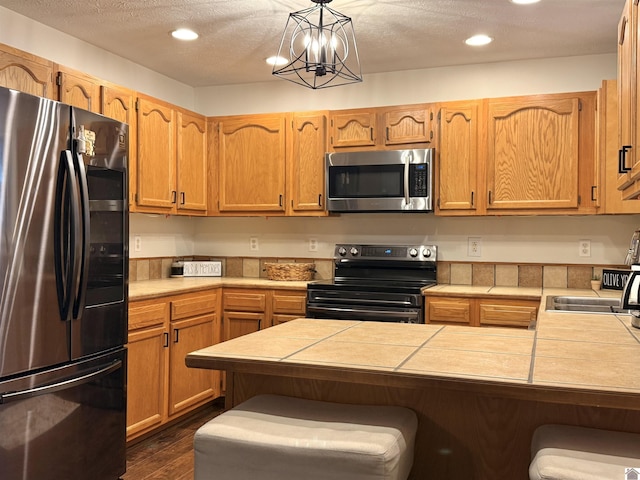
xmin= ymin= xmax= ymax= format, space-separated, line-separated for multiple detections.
xmin=404 ymin=151 xmax=412 ymax=204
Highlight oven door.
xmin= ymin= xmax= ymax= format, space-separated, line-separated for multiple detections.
xmin=306 ymin=304 xmax=423 ymax=323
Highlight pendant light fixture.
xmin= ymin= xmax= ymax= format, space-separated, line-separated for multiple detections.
xmin=272 ymin=0 xmax=362 ymax=89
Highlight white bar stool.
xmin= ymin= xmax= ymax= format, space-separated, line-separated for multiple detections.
xmin=529 ymin=424 xmax=640 ymax=480
xmin=194 ymin=394 xmax=418 ymax=480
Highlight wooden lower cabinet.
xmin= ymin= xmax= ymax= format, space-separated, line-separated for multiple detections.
xmin=425 ymin=295 xmax=538 ymax=328
xmin=222 ymin=289 xmax=268 ymax=340
xmin=272 ymin=289 xmax=307 ymax=326
xmin=127 ymin=289 xmax=220 ymax=441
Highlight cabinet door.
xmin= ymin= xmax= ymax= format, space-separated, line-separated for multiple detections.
xmin=618 ymin=0 xmax=636 ymax=190
xmin=177 ymin=110 xmax=207 ymax=214
xmin=383 ymin=106 xmax=432 ymax=145
xmin=102 ymin=84 xmax=138 ymax=211
xmin=290 ymin=112 xmax=327 ymax=214
xmin=136 ymin=96 xmax=176 ymax=210
xmin=478 ymin=300 xmax=538 ymax=328
xmin=56 ymin=69 xmax=101 ymax=113
xmin=0 ymin=45 xmax=54 ymax=99
xmin=168 ymin=314 xmax=216 ymax=416
xmin=437 ymin=101 xmax=479 ymax=213
xmin=218 ymin=115 xmax=286 ymax=212
xmin=425 ymin=297 xmax=474 ymax=326
xmin=486 ymin=96 xmax=580 ymax=210
xmin=223 ymin=311 xmax=264 ymax=341
xmin=329 ymin=110 xmax=376 ymax=148
xmin=126 ymin=325 xmax=168 ymax=439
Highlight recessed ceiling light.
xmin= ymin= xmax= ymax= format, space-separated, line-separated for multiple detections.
xmin=171 ymin=28 xmax=199 ymax=41
xmin=465 ymin=34 xmax=493 ymax=46
xmin=266 ymin=56 xmax=288 ymax=66
xmin=510 ymin=0 xmax=540 ymax=4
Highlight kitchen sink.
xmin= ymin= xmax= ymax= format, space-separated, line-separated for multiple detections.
xmin=545 ymin=296 xmax=630 ymax=315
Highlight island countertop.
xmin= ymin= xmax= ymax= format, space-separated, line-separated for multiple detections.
xmin=185 ymin=294 xmax=640 ymax=479
xmin=186 ymin=305 xmax=640 ymax=410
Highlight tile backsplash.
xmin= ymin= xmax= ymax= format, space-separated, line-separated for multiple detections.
xmin=129 ymin=257 xmax=622 ymax=290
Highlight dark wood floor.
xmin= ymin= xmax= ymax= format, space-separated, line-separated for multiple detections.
xmin=122 ymin=400 xmax=225 ymax=480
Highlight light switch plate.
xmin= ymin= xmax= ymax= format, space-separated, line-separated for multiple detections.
xmin=182 ymin=261 xmax=222 ymax=277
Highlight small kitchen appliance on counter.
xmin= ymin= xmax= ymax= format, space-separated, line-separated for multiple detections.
xmin=621 ymin=229 xmax=640 ymax=328
xmin=306 ymin=243 xmax=437 ymax=323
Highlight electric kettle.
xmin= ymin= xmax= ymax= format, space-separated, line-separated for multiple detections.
xmin=622 ymin=230 xmax=640 ymax=328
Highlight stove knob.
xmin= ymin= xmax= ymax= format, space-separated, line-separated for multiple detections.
xmin=409 ymin=248 xmax=418 ymax=257
xmin=422 ymin=248 xmax=432 ymax=258
xmin=349 ymin=247 xmax=359 ymax=256
xmin=337 ymin=247 xmax=347 ymax=256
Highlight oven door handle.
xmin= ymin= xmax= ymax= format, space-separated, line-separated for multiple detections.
xmin=310 ymin=296 xmax=416 ymax=307
xmin=307 ymin=305 xmax=421 ymax=320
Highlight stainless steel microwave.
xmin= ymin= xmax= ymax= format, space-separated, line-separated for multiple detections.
xmin=325 ymin=148 xmax=434 ymax=212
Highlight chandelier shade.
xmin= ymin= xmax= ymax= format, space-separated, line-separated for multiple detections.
xmin=272 ymin=0 xmax=362 ymax=89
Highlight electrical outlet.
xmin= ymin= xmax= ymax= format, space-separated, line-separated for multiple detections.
xmin=134 ymin=235 xmax=142 ymax=252
xmin=249 ymin=237 xmax=259 ymax=251
xmin=579 ymin=239 xmax=591 ymax=257
xmin=308 ymin=238 xmax=318 ymax=252
xmin=468 ymin=237 xmax=482 ymax=257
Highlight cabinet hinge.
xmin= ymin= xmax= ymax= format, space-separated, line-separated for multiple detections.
xmin=430 ymin=130 xmax=433 ymax=140
xmin=577 ymin=195 xmax=581 ymax=205
xmin=135 ymin=193 xmax=138 ymax=203
xmin=437 ymin=111 xmax=441 ymax=122
xmin=135 ymin=99 xmax=140 ymax=111
xmin=56 ymin=72 xmax=62 ymax=86
xmin=437 ymin=198 xmax=440 ymax=208
xmin=430 ymin=111 xmax=434 ymax=121
xmin=578 ymin=100 xmax=582 ymax=111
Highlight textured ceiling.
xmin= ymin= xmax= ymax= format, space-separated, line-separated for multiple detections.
xmin=0 ymin=0 xmax=624 ymax=87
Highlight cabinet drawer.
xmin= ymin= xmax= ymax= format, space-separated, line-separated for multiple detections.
xmin=272 ymin=292 xmax=306 ymax=314
xmin=129 ymin=301 xmax=169 ymax=330
xmin=223 ymin=291 xmax=267 ymax=312
xmin=478 ymin=301 xmax=537 ymax=328
xmin=426 ymin=298 xmax=471 ymax=325
xmin=171 ymin=292 xmax=218 ymax=320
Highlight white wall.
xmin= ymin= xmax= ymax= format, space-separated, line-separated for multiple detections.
xmin=1 ymin=6 xmax=630 ymax=266
xmin=194 ymin=54 xmax=617 ymax=116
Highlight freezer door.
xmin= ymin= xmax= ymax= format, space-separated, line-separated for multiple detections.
xmin=0 ymin=87 xmax=72 ymax=378
xmin=69 ymin=107 xmax=128 ymax=360
xmin=0 ymin=348 xmax=126 ymax=480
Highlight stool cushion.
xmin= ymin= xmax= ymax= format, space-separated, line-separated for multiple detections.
xmin=194 ymin=394 xmax=418 ymax=480
xmin=529 ymin=424 xmax=640 ymax=480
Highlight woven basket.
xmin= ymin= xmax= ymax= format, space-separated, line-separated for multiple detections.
xmin=264 ymin=263 xmax=315 ymax=281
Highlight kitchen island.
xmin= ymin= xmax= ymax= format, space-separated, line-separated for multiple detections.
xmin=186 ymin=301 xmax=640 ymax=480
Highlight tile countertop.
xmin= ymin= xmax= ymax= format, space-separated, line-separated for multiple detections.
xmin=186 ymin=289 xmax=640 ymax=410
xmin=129 ymin=277 xmax=308 ymax=301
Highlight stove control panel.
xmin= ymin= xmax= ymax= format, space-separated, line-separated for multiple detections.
xmin=335 ymin=244 xmax=437 ymax=262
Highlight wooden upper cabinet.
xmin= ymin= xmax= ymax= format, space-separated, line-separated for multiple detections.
xmin=0 ymin=44 xmax=54 ymax=99
xmin=177 ymin=110 xmax=207 ymax=213
xmin=486 ymin=95 xmax=581 ymax=211
xmin=217 ymin=114 xmax=287 ymax=213
xmin=329 ymin=110 xmax=376 ymax=148
xmin=102 ymin=84 xmax=138 ymax=211
xmin=289 ymin=112 xmax=328 ymax=215
xmin=56 ymin=66 xmax=101 ymax=112
xmin=437 ymin=101 xmax=480 ymax=214
xmin=616 ymin=0 xmax=640 ymax=198
xmin=136 ymin=95 xmax=177 ymax=211
xmin=382 ymin=106 xmax=433 ymax=145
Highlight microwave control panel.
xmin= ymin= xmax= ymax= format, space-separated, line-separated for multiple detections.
xmin=409 ymin=163 xmax=429 ymax=197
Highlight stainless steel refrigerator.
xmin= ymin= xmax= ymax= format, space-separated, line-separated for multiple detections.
xmin=0 ymin=86 xmax=128 ymax=480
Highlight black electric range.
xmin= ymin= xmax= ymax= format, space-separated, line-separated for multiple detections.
xmin=306 ymin=244 xmax=437 ymax=323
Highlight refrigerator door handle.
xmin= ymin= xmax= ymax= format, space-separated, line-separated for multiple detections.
xmin=72 ymin=152 xmax=90 ymax=319
xmin=54 ymin=150 xmax=80 ymax=321
xmin=0 ymin=360 xmax=121 ymax=404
